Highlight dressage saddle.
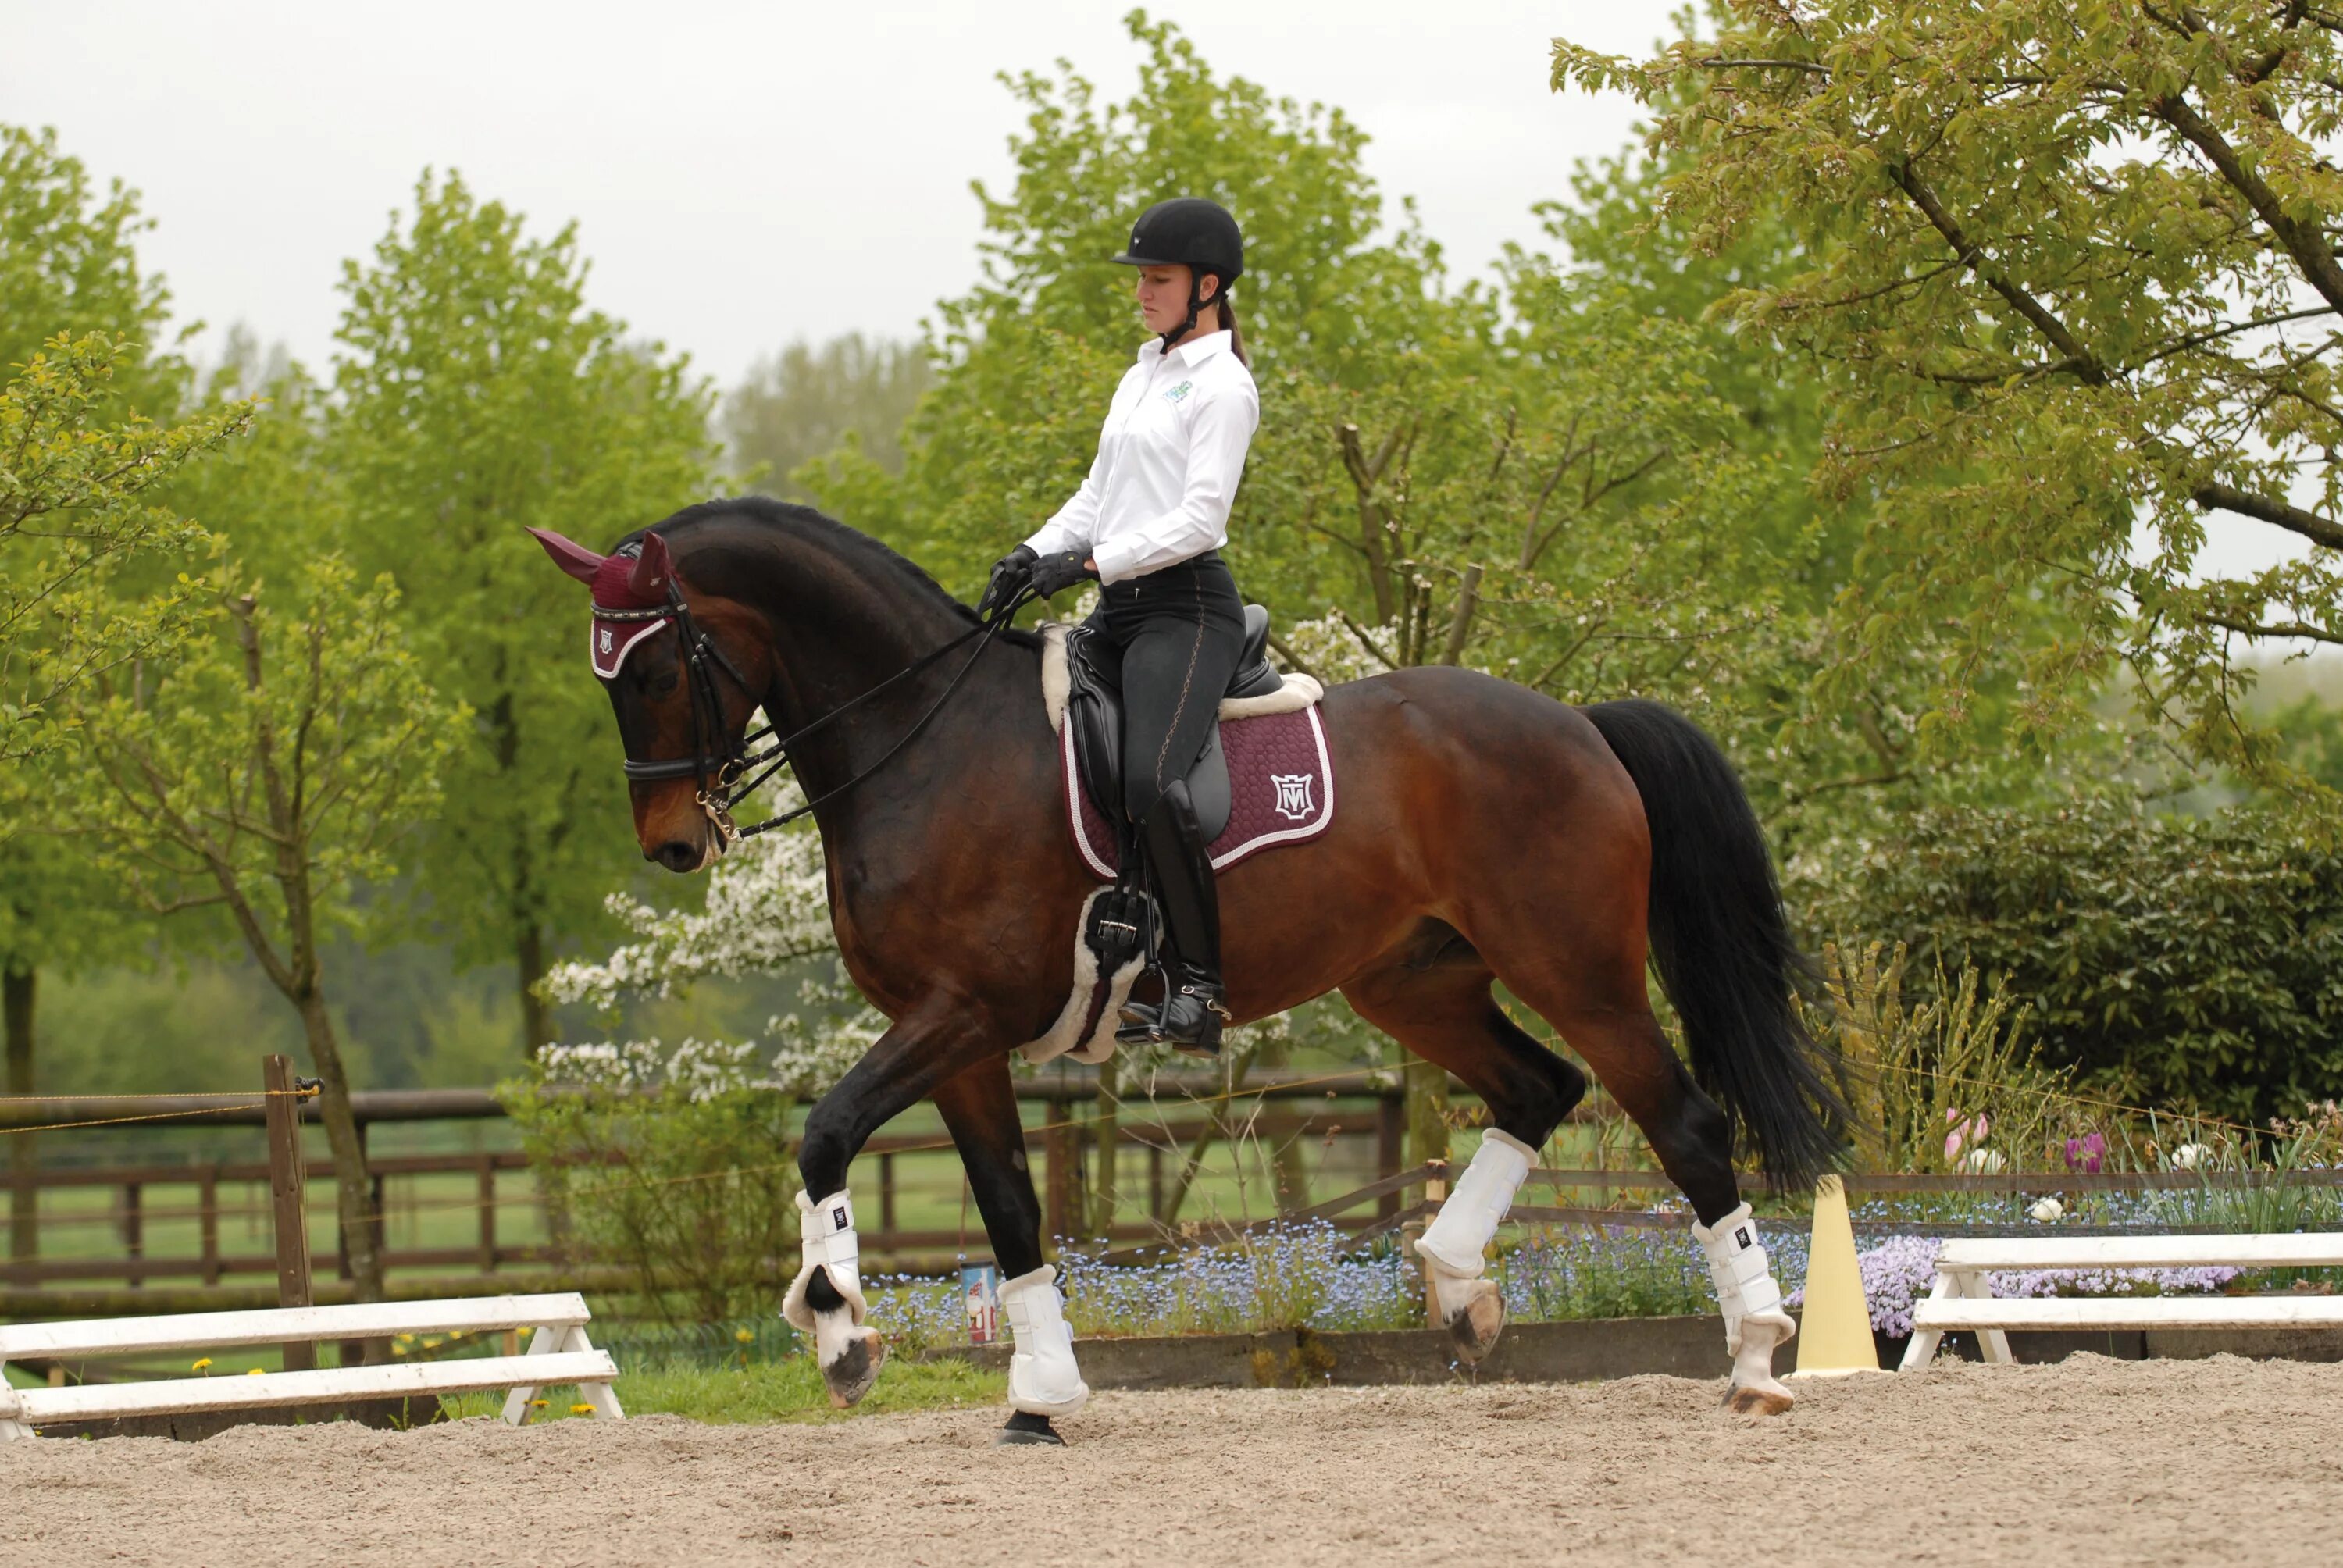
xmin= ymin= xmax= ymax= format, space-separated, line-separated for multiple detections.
xmin=1062 ymin=603 xmax=1282 ymax=842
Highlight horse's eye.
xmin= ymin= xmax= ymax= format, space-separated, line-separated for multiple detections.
xmin=646 ymin=666 xmax=681 ymax=697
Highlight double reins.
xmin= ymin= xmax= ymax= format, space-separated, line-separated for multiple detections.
xmin=619 ymin=576 xmax=1033 ymax=844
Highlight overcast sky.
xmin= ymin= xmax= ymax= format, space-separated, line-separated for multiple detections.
xmin=2 ymin=2 xmax=1674 ymax=387
xmin=4 ymin=2 xmax=2320 ymax=594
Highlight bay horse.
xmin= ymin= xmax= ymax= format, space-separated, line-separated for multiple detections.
xmin=532 ymin=495 xmax=1841 ymax=1437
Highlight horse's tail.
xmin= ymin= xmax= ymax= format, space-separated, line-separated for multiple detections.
xmin=1581 ymin=697 xmax=1844 ymax=1188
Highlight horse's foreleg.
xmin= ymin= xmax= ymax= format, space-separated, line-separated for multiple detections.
xmin=1340 ymin=950 xmax=1587 ymax=1363
xmin=786 ymin=1007 xmax=1008 ymax=1409
xmin=933 ymin=1054 xmax=1089 ymax=1444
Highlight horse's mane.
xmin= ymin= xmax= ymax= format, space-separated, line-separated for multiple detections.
xmin=633 ymin=494 xmax=1041 ymax=649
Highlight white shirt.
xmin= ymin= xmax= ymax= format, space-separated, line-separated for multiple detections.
xmin=1023 ymin=329 xmax=1259 ymax=585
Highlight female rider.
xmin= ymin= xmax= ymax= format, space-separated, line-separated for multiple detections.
xmin=977 ymin=196 xmax=1257 ymax=1057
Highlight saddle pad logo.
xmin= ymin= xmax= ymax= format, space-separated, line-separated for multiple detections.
xmin=1271 ymin=773 xmax=1315 ymax=821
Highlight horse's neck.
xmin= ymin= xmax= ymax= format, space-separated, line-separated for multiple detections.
xmin=737 ymin=543 xmax=1035 ymax=825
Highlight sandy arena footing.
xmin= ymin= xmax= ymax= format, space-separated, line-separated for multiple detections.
xmin=5 ymin=1353 xmax=2340 ymax=1566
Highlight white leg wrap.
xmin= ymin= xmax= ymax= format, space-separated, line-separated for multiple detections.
xmin=1692 ymin=1201 xmax=1795 ymax=1356
xmin=1416 ymin=1129 xmax=1535 ymax=1278
xmin=782 ymin=1188 xmax=867 ymax=1337
xmin=1000 ymin=1264 xmax=1089 ymax=1418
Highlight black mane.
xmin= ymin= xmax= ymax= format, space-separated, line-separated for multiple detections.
xmin=629 ymin=494 xmax=1040 ymax=648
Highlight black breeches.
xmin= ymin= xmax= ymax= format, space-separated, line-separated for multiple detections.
xmin=1089 ymin=553 xmax=1246 ymax=825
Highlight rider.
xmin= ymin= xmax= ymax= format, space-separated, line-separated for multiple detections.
xmin=978 ymin=196 xmax=1257 ymax=1057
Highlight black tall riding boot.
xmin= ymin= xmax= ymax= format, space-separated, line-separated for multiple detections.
xmin=1115 ymin=780 xmax=1229 ymax=1058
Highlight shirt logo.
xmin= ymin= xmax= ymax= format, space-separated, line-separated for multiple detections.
xmin=1163 ymin=380 xmax=1193 ymax=404
xmin=1271 ymin=774 xmax=1315 ymax=821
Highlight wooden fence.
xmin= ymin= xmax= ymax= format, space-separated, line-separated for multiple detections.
xmin=0 ymin=1068 xmax=1418 ymax=1306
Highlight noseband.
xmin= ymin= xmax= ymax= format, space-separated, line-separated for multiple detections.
xmin=610 ymin=576 xmax=1028 ymax=846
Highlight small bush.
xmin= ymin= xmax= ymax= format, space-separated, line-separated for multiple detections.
xmin=502 ymin=1039 xmax=797 ymax=1327
xmin=1792 ymin=800 xmax=2343 ymax=1123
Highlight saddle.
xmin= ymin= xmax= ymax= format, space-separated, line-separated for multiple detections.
xmin=1061 ymin=604 xmax=1283 ymax=843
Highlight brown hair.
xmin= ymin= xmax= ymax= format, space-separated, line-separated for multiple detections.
xmin=1215 ymin=294 xmax=1248 ymax=366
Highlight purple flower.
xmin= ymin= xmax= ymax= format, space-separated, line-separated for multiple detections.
xmin=2064 ymin=1132 xmax=2107 ymax=1174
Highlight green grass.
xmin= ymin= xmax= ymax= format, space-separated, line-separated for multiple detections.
xmin=436 ymin=1353 xmax=1004 ymax=1425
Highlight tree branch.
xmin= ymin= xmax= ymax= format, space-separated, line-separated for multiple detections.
xmin=2201 ymin=613 xmax=2343 ymax=644
xmin=1889 ymin=161 xmax=2110 ymax=383
xmin=2192 ymin=481 xmax=2343 ymax=548
xmin=2151 ymin=90 xmax=2343 ymax=315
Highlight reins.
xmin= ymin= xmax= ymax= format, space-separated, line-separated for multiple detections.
xmin=622 ymin=576 xmax=1034 ymax=846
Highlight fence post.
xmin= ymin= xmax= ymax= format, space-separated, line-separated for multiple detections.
xmin=198 ymin=1167 xmax=221 ymax=1287
xmin=4 ymin=968 xmax=33 ymax=1279
xmin=262 ymin=1053 xmax=316 ymax=1372
xmin=1376 ymin=1094 xmax=1404 ymax=1221
xmin=476 ymin=1153 xmax=496 ymax=1271
xmin=1044 ymin=1100 xmax=1072 ymax=1245
xmin=122 ymin=1181 xmax=143 ymax=1287
xmin=1416 ymin=1158 xmax=1451 ymax=1329
xmin=879 ymin=1153 xmax=897 ymax=1235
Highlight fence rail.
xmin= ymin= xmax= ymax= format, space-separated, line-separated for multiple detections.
xmin=11 ymin=1066 xmax=2327 ymax=1313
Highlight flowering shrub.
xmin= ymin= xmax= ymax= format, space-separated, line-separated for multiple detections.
xmin=502 ymin=1036 xmax=799 ymax=1327
xmin=1056 ymin=1223 xmax=1421 ymax=1337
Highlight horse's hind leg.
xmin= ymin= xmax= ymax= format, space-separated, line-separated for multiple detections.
xmin=1340 ymin=932 xmax=1589 ymax=1362
xmin=1477 ymin=935 xmax=1798 ymax=1415
xmin=933 ymin=1053 xmax=1089 ymax=1445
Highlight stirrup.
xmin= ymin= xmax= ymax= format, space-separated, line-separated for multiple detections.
xmin=1116 ymin=973 xmax=1228 ymax=1057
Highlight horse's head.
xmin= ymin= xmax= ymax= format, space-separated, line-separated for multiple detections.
xmin=528 ymin=525 xmax=772 ymax=873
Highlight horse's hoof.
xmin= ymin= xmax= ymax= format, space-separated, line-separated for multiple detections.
xmin=1724 ymin=1379 xmax=1795 ymax=1417
xmin=822 ymin=1327 xmax=886 ymax=1409
xmin=1445 ymin=1280 xmax=1507 ymax=1363
xmin=996 ymin=1411 xmax=1065 ymax=1446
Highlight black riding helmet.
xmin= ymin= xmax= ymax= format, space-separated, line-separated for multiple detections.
xmin=1111 ymin=197 xmax=1243 ymax=351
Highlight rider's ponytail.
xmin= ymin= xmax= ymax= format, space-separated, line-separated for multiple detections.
xmin=1218 ymin=296 xmax=1248 ymax=366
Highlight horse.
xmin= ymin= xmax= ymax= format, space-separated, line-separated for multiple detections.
xmin=530 ymin=494 xmax=1842 ymax=1438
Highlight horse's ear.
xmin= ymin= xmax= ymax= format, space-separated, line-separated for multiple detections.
xmin=526 ymin=527 xmax=605 ymax=586
xmin=629 ymin=531 xmax=673 ymax=598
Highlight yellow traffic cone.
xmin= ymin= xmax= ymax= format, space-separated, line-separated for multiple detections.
xmin=1792 ymin=1174 xmax=1880 ymax=1377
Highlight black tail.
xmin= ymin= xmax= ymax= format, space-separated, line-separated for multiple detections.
xmin=1582 ymin=698 xmax=1844 ymax=1188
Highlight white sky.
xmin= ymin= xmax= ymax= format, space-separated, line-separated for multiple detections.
xmin=0 ymin=1 xmax=2314 ymax=591
xmin=1 ymin=2 xmax=1674 ymax=387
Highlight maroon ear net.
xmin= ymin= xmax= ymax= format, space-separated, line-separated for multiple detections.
xmin=526 ymin=527 xmax=606 ymax=586
xmin=629 ymin=531 xmax=673 ymax=598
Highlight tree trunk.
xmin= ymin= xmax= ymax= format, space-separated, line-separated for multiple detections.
xmin=5 ymin=964 xmax=34 ymax=1263
xmin=294 ymin=988 xmax=384 ymax=1308
xmin=1405 ymin=1052 xmax=1450 ymax=1171
xmin=516 ymin=920 xmax=552 ymax=1057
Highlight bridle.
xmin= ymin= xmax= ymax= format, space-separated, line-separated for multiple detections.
xmin=609 ymin=575 xmax=1030 ymax=846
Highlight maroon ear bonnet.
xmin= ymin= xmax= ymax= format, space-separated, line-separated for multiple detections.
xmin=526 ymin=526 xmax=676 ymax=678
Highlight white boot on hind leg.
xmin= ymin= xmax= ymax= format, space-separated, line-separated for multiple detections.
xmin=1000 ymin=1264 xmax=1089 ymax=1420
xmin=1692 ymin=1201 xmax=1796 ymax=1415
xmin=782 ymin=1188 xmax=886 ymax=1408
xmin=1415 ymin=1129 xmax=1535 ymax=1362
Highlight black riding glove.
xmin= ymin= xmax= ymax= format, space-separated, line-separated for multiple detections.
xmin=977 ymin=545 xmax=1038 ymax=620
xmin=1028 ymin=548 xmax=1098 ymax=600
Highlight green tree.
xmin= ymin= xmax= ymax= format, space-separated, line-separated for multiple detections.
xmin=724 ymin=333 xmax=929 ymax=498
xmin=1551 ymin=2 xmax=2343 ymax=803
xmin=2 ymin=125 xmax=242 ymax=1247
xmin=61 ymin=554 xmax=462 ymax=1303
xmin=331 ymin=170 xmax=721 ymax=1054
